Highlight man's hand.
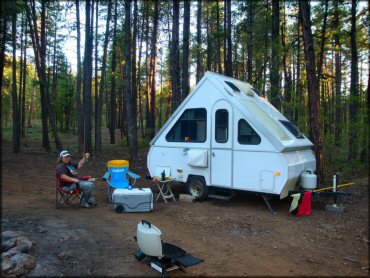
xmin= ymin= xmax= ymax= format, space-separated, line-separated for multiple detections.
xmin=78 ymin=153 xmax=90 ymax=170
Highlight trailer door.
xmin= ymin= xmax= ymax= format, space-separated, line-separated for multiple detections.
xmin=210 ymin=100 xmax=233 ymax=188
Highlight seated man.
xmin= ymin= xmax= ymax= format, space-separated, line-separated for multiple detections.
xmin=56 ymin=150 xmax=98 ymax=208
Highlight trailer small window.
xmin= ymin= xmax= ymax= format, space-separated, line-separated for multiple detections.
xmin=238 ymin=119 xmax=261 ymax=145
xmin=166 ymin=108 xmax=207 ymax=142
xmin=251 ymin=87 xmax=261 ymax=96
xmin=215 ymin=109 xmax=228 ymax=143
xmin=225 ymin=81 xmax=240 ymax=92
xmin=279 ymin=120 xmax=304 ymax=139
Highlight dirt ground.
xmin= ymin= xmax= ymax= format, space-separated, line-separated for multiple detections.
xmin=1 ymin=139 xmax=369 ymax=277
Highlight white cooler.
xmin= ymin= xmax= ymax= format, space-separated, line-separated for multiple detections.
xmin=113 ymin=188 xmax=153 ymax=212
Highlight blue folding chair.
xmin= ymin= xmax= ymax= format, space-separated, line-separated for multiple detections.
xmin=104 ymin=160 xmax=140 ymax=203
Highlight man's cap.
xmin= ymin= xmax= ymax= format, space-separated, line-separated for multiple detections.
xmin=60 ymin=150 xmax=71 ymax=157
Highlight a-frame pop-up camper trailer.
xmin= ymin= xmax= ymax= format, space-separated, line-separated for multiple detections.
xmin=147 ymin=72 xmax=316 ymax=210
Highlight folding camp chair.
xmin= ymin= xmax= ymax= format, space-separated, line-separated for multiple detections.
xmin=103 ymin=160 xmax=141 ymax=203
xmin=55 ymin=175 xmax=82 ymax=209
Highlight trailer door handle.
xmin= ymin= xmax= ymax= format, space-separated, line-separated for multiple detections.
xmin=183 ymin=148 xmax=189 ymax=153
xmin=211 ymin=152 xmax=215 ymax=157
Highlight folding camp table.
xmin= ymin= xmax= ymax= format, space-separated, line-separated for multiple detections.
xmin=154 ymin=179 xmax=176 ymax=204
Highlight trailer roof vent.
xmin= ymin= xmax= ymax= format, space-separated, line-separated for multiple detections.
xmin=224 ymin=81 xmax=240 ymax=92
xmin=235 ymin=81 xmax=254 ymax=97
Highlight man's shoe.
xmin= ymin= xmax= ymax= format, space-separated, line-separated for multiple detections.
xmin=88 ymin=202 xmax=99 ymax=208
xmin=81 ymin=202 xmax=91 ymax=208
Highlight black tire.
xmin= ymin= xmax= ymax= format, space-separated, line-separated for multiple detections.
xmin=187 ymin=176 xmax=208 ymax=201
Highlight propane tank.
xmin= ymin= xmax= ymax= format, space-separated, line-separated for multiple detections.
xmin=301 ymin=170 xmax=317 ymax=190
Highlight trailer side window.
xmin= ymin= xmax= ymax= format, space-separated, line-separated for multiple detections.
xmin=215 ymin=109 xmax=228 ymax=143
xmin=238 ymin=119 xmax=261 ymax=145
xmin=166 ymin=108 xmax=207 ymax=142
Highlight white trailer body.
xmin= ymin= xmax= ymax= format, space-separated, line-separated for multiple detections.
xmin=147 ymin=72 xmax=316 ymax=199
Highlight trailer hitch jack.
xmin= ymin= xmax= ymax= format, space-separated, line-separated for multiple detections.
xmin=261 ymin=194 xmax=277 ymax=214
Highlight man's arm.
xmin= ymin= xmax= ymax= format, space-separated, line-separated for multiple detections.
xmin=77 ymin=153 xmax=90 ymax=169
xmin=60 ymin=174 xmax=79 ymax=184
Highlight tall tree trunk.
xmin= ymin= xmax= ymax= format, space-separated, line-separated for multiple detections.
xmin=170 ymin=0 xmax=181 ymax=113
xmin=12 ymin=14 xmax=20 ymax=153
xmin=241 ymin=43 xmax=245 ymax=80
xmin=144 ymin=2 xmax=150 ymax=134
xmin=147 ymin=0 xmax=159 ymax=137
xmin=365 ymin=0 xmax=370 ymax=164
xmin=94 ymin=0 xmax=99 ymax=138
xmin=27 ymin=67 xmax=36 ymax=127
xmin=90 ymin=0 xmax=95 ymax=128
xmin=52 ymin=20 xmax=58 ymax=128
xmin=131 ymin=0 xmax=138 ymax=136
xmin=295 ymin=6 xmax=302 ymax=124
xmin=26 ymin=0 xmax=51 ymax=151
xmin=159 ymin=51 xmax=164 ymax=127
xmin=206 ymin=0 xmax=212 ymax=71
xmin=281 ymin=2 xmax=293 ymax=120
xmin=18 ymin=13 xmax=24 ymax=137
xmin=42 ymin=1 xmax=63 ymax=150
xmin=262 ymin=0 xmax=269 ymax=97
xmin=95 ymin=0 xmax=112 ymax=152
xmin=334 ymin=0 xmax=342 ymax=146
xmin=0 ymin=9 xmax=7 ymax=142
xmin=233 ymin=28 xmax=238 ymax=78
xmin=166 ymin=9 xmax=172 ymax=119
xmin=247 ymin=1 xmax=253 ymax=82
xmin=83 ymin=0 xmax=93 ymax=152
xmin=216 ymin=0 xmax=222 ymax=73
xmin=76 ymin=0 xmax=84 ymax=153
xmin=109 ymin=0 xmax=118 ymax=144
xmin=348 ymin=0 xmax=359 ymax=160
xmin=124 ymin=0 xmax=138 ymax=163
xmin=223 ymin=1 xmax=226 ymax=73
xmin=270 ymin=0 xmax=281 ymax=110
xmin=21 ymin=19 xmax=27 ymax=137
xmin=0 ymin=12 xmax=7 ymax=133
xmin=317 ymin=0 xmax=328 ymax=86
xmin=182 ymin=0 xmax=190 ymax=99
xmin=318 ymin=2 xmax=328 ymax=135
xmin=299 ymin=0 xmax=323 ymax=180
xmin=196 ymin=0 xmax=202 ymax=82
xmin=225 ymin=0 xmax=232 ymax=77
xmin=137 ymin=12 xmax=145 ymax=138
xmin=64 ymin=69 xmax=73 ymax=132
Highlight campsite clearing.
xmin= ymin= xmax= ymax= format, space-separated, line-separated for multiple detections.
xmin=1 ymin=141 xmax=368 ymax=276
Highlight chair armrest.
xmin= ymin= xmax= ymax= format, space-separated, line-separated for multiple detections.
xmin=127 ymin=171 xmax=140 ymax=179
xmin=127 ymin=171 xmax=140 ymax=186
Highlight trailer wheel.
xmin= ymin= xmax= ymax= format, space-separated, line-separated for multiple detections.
xmin=187 ymin=176 xmax=208 ymax=201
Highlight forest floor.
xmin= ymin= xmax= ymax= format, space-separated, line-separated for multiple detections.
xmin=1 ymin=135 xmax=369 ymax=277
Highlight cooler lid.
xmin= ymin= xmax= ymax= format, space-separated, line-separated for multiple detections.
xmin=114 ymin=188 xmax=152 ymax=195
